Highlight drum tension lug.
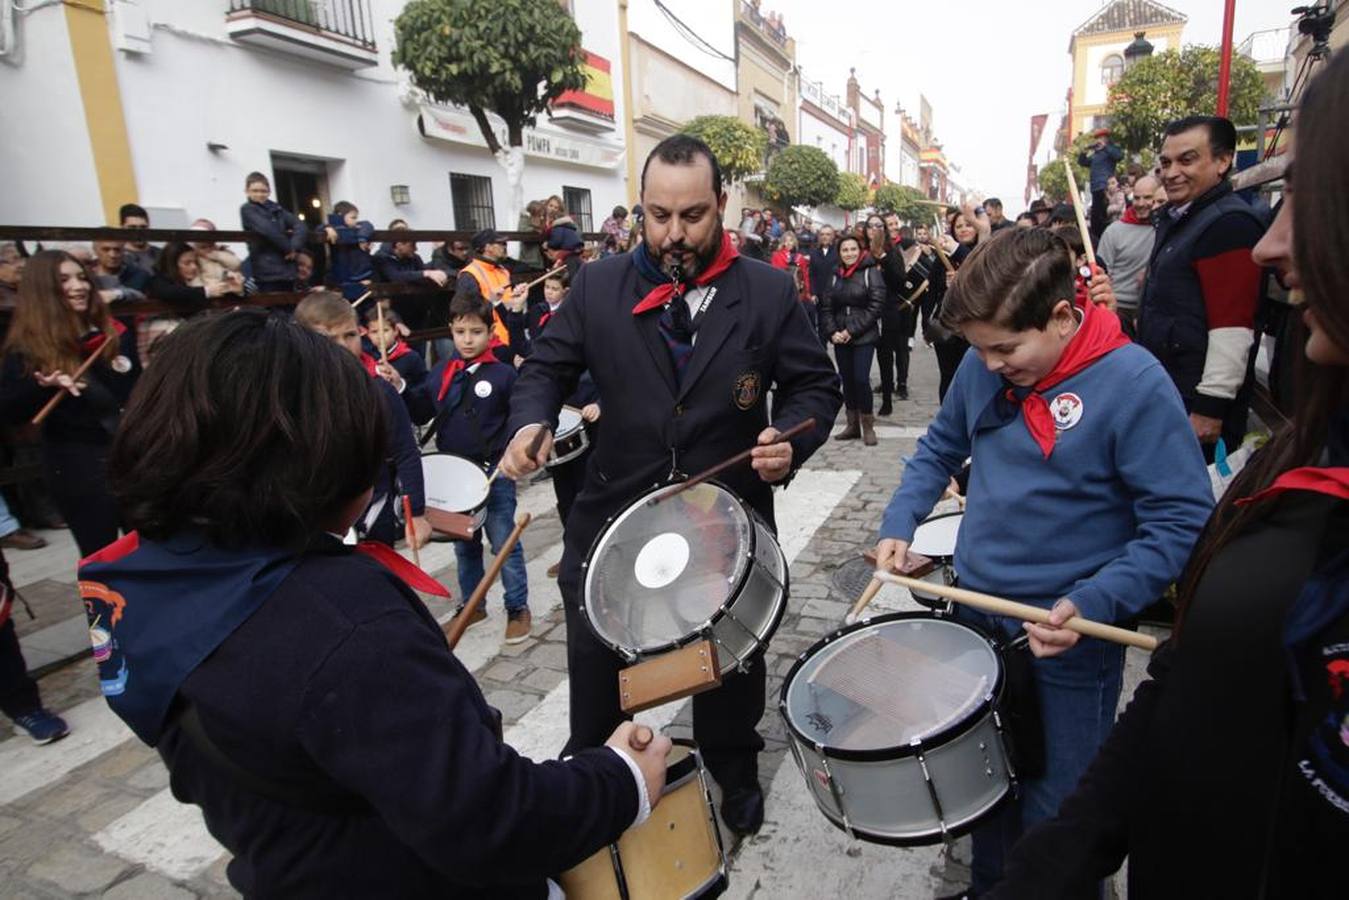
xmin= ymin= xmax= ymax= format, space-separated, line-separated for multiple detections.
xmin=913 ymin=741 xmax=952 ymax=846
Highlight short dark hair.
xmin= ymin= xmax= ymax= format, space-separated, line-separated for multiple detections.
xmin=244 ymin=171 xmax=270 ymax=188
xmin=641 ymin=134 xmax=723 ymax=198
xmin=363 ymin=307 xmax=403 ymax=328
xmin=941 ymin=229 xmax=1075 ymax=332
xmin=295 ymin=291 xmax=357 ymax=330
xmin=543 ymin=269 xmax=569 ymax=288
xmin=984 ymin=198 xmax=1003 ymax=209
xmin=1050 ymin=223 xmax=1086 ymax=257
xmin=611 ymin=205 xmax=628 ymax=220
xmin=108 ymin=310 xmax=388 ymax=549
xmin=155 ymin=242 xmax=196 ymax=284
xmin=119 ymin=203 xmax=148 ymax=224
xmin=448 ymin=289 xmax=493 ymax=327
xmin=333 ymin=201 xmax=358 ymax=218
xmin=1163 ymin=115 xmax=1238 ymax=169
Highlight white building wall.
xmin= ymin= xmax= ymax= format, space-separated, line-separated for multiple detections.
xmin=1081 ymin=33 xmax=1177 ymax=107
xmin=797 ymin=106 xmax=850 ymax=172
xmin=626 ymin=0 xmax=736 ymax=91
xmin=1 ymin=0 xmax=627 ymax=235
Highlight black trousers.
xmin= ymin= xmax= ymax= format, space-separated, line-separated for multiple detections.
xmin=0 ymin=618 xmax=41 ymax=719
xmin=43 ymin=441 xmax=119 ymax=558
xmin=1090 ymin=189 xmax=1108 ymax=246
xmin=558 ymin=559 xmax=766 ymax=793
xmin=877 ymin=306 xmax=915 ymax=397
xmin=934 ymin=337 xmax=970 ymax=403
xmin=550 ymin=449 xmax=589 ymax=528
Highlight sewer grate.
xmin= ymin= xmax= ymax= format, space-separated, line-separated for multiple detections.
xmin=830 ymin=555 xmax=876 ymax=602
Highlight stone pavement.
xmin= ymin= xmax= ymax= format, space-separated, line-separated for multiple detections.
xmin=0 ymin=344 xmax=1157 ymax=898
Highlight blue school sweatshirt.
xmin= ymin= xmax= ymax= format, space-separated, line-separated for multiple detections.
xmin=879 ymin=345 xmax=1213 ymax=624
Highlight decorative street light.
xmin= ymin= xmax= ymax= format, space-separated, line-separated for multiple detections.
xmin=1123 ymin=31 xmax=1154 ymax=70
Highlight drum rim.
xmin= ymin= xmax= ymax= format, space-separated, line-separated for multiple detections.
xmin=555 ymin=404 xmax=586 ymax=435
xmin=807 ymin=779 xmax=1014 ymax=847
xmin=421 ymin=452 xmax=491 ymax=510
xmin=909 ymin=510 xmax=964 ymax=564
xmin=777 ymin=611 xmax=1005 ymax=762
xmin=580 ymin=480 xmax=759 ymax=658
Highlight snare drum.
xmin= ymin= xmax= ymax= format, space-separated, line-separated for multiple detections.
xmin=780 ymin=612 xmax=1014 ymax=845
xmin=547 ymin=406 xmax=590 ymax=468
xmin=559 ymin=741 xmax=727 ymax=900
xmin=582 ymin=482 xmax=787 ymax=673
xmin=908 ymin=512 xmax=963 ymax=608
xmin=421 ymin=454 xmax=489 ymax=537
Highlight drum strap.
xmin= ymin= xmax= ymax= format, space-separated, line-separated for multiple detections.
xmin=418 ymin=366 xmax=479 ymax=449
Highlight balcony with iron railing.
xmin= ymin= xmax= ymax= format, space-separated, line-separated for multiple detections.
xmin=226 ymin=0 xmax=379 ymax=69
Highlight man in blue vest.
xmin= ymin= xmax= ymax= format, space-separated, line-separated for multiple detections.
xmin=1138 ymin=116 xmax=1265 ymax=461
xmin=499 ymin=134 xmax=842 ymax=837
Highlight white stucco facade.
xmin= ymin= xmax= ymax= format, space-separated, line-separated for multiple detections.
xmin=0 ymin=0 xmax=628 ymax=233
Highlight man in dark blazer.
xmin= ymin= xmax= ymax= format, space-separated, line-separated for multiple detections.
xmin=500 ymin=135 xmax=842 ymax=836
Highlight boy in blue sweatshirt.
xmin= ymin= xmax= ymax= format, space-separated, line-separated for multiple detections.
xmin=874 ymin=228 xmax=1212 ymax=895
xmin=383 ymin=290 xmax=531 ymax=644
xmin=324 ymin=201 xmax=376 ymax=301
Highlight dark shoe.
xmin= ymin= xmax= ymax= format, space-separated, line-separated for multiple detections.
xmin=546 ymin=562 xmax=560 ymax=579
xmin=36 ymin=517 xmax=67 ymax=530
xmin=720 ymin=784 xmax=765 ymax=836
xmin=861 ymin=414 xmax=878 ymax=446
xmin=0 ymin=529 xmax=47 ymax=551
xmin=12 ymin=708 xmax=70 ymax=745
xmin=897 ymin=385 xmax=909 ymax=400
xmin=453 ymin=605 xmax=488 ymax=630
xmin=504 ymin=608 xmax=533 ymax=645
xmin=834 ymin=409 xmax=860 ymax=441
xmin=877 ymin=398 xmax=893 ymax=417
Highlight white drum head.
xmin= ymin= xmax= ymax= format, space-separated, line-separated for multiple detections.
xmin=557 ymin=406 xmax=584 ymax=437
xmin=910 ymin=513 xmax=962 ymax=560
xmin=785 ymin=617 xmax=998 ymax=752
xmin=585 ymin=483 xmax=753 ymax=654
xmin=422 ymin=454 xmax=490 ymax=512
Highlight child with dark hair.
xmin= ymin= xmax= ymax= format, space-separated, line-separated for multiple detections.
xmin=873 ymin=227 xmax=1213 ymax=895
xmin=382 ymin=290 xmax=532 ymax=644
xmin=81 ymin=309 xmax=667 ymax=898
xmin=240 ymin=172 xmax=308 ymax=294
xmin=362 ymin=307 xmax=427 ymax=390
xmin=295 ymin=292 xmax=429 ymax=550
xmin=324 ymin=201 xmax=376 ymax=301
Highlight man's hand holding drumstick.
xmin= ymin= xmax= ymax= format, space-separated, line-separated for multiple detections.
xmin=604 ymin=722 xmax=673 ymax=814
xmin=498 ymin=424 xmax=554 ymax=480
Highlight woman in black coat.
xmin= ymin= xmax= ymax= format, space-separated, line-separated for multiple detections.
xmin=821 ymin=233 xmax=884 ymax=445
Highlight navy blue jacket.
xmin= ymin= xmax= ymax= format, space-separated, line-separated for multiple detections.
xmin=406 ymin=357 xmax=516 ymax=466
xmin=1077 ymin=141 xmax=1124 ymax=192
xmin=374 ymin=378 xmax=424 ymax=516
xmin=327 ymin=215 xmax=375 ymax=290
xmin=507 ymin=252 xmax=842 ymax=575
xmin=156 ymin=541 xmax=636 ymax=898
xmin=240 ymin=200 xmax=308 ymax=284
xmin=0 ymin=327 xmax=140 ymax=445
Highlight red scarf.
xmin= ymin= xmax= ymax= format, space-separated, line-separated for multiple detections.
xmin=353 ymin=541 xmax=451 ymax=598
xmin=632 ymin=232 xmax=740 ymax=315
xmin=1120 ymin=207 xmax=1143 ymax=225
xmin=359 ymin=352 xmax=378 ymax=378
xmin=1012 ymin=298 xmax=1130 ymax=459
xmin=81 ymin=320 xmax=127 ymax=355
xmin=436 ymin=348 xmax=499 ymax=402
xmin=837 ymin=254 xmax=867 ymax=281
xmin=386 ymin=340 xmax=412 ymax=362
xmin=1236 ymin=467 xmax=1349 ymax=507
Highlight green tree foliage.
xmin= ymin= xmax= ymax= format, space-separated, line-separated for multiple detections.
xmin=872 ymin=183 xmax=936 ymax=225
xmin=392 ymin=0 xmax=587 ymax=153
xmin=833 ymin=172 xmax=870 ymax=211
xmin=1106 ymin=46 xmax=1264 ymax=154
xmin=678 ymin=116 xmax=767 ymax=185
xmin=763 ymin=146 xmax=840 ymax=211
xmin=1037 ymin=133 xmax=1095 ymax=203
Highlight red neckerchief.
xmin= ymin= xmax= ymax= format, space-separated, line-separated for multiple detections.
xmin=1120 ymin=207 xmax=1143 ymax=225
xmin=539 ymin=302 xmax=562 ymax=330
xmin=354 ymin=541 xmax=451 ymax=598
xmin=81 ymin=320 xmax=126 ymax=355
xmin=632 ymin=232 xmax=739 ymax=315
xmin=436 ymin=349 xmax=499 ymax=402
xmin=386 ymin=340 xmax=412 ymax=362
xmin=1009 ymin=298 xmax=1130 ymax=459
xmin=1236 ymin=467 xmax=1349 ymax=507
xmin=359 ymin=352 xmax=378 ymax=377
xmin=837 ymin=254 xmax=867 ymax=281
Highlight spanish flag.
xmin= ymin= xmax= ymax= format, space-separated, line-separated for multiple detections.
xmin=555 ymin=51 xmax=614 ymax=120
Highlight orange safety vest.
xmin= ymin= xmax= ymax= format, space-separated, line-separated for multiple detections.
xmin=463 ymin=259 xmax=513 ymax=347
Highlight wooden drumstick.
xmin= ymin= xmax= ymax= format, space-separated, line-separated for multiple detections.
xmin=402 ymin=495 xmax=420 ymax=569
xmin=930 ymin=215 xmax=957 ymax=275
xmin=376 ymin=301 xmax=390 ymax=365
xmin=650 ymin=418 xmax=817 ymax=505
xmin=444 ymin=511 xmax=533 ymax=649
xmin=844 ymin=577 xmax=885 ymax=625
xmin=520 ymin=264 xmax=566 ymax=293
xmin=32 ymin=346 xmax=105 ymax=426
xmin=349 ymin=290 xmax=373 ymax=309
xmin=489 ymin=425 xmax=551 ymax=486
xmin=871 ymin=570 xmax=1159 ymax=651
xmin=628 ymin=724 xmax=654 ymax=751
xmin=1063 ymin=160 xmax=1099 ymax=271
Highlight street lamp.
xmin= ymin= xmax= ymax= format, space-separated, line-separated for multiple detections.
xmin=1123 ymin=31 xmax=1154 ymax=70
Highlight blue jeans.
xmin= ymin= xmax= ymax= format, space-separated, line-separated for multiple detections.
xmin=452 ymin=477 xmax=528 ymax=613
xmin=0 ymin=494 xmax=19 ymax=539
xmin=834 ymin=343 xmax=874 ymax=414
xmin=956 ymin=605 xmax=1123 ymax=895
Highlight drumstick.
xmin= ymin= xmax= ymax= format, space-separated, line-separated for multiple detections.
xmin=870 ymin=570 xmax=1158 ymax=651
xmin=32 ymin=346 xmax=105 ymax=426
xmin=349 ymin=290 xmax=373 ymax=309
xmin=1063 ymin=160 xmax=1098 ymax=271
xmin=489 ymin=425 xmax=552 ymax=486
xmin=376 ymin=302 xmax=390 ymax=365
xmin=520 ymin=264 xmax=566 ymax=292
xmin=402 ymin=495 xmax=420 ymax=569
xmin=628 ymin=724 xmax=654 ymax=751
xmin=844 ymin=577 xmax=885 ymax=625
xmin=649 ymin=418 xmax=817 ymax=506
xmin=930 ymin=216 xmax=957 ymax=275
xmin=444 ymin=511 xmax=533 ymax=648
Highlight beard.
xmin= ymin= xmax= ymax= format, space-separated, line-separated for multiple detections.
xmin=645 ymin=219 xmax=724 ymax=281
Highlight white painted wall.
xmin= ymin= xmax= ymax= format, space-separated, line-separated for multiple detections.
xmin=1081 ymin=33 xmax=1177 ymax=107
xmin=798 ymin=105 xmax=849 ymax=172
xmin=1 ymin=0 xmax=628 ymax=234
xmin=0 ymin=3 xmax=104 ymax=225
xmin=627 ymin=0 xmax=736 ymax=92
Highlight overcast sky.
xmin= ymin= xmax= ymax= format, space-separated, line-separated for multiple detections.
xmin=772 ymin=0 xmax=1298 ymax=206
